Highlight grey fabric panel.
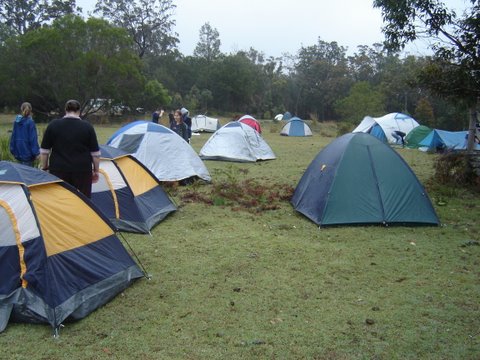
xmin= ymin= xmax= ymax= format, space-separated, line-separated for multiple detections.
xmin=2 ymin=265 xmax=143 ymax=332
xmin=118 ymin=134 xmax=144 ymax=154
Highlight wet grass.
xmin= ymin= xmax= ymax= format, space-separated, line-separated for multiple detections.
xmin=0 ymin=120 xmax=479 ymax=359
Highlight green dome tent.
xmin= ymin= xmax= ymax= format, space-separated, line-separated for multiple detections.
xmin=291 ymin=133 xmax=439 ymax=227
xmin=405 ymin=125 xmax=432 ymax=148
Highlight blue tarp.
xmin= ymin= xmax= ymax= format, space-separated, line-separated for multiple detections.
xmin=419 ymin=129 xmax=480 ymax=151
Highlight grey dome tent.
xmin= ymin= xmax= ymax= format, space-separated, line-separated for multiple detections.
xmin=199 ymin=121 xmax=276 ymax=162
xmin=291 ymin=133 xmax=439 ymax=227
xmin=353 ymin=113 xmax=419 ymax=144
xmin=106 ymin=121 xmax=211 ymax=182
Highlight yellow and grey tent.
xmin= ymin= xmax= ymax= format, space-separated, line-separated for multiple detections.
xmin=92 ymin=145 xmax=176 ymax=233
xmin=0 ymin=161 xmax=143 ymax=334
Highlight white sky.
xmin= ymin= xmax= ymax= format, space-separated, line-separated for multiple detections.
xmin=77 ymin=0 xmax=469 ymax=57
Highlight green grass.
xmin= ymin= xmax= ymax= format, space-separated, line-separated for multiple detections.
xmin=1 ymin=120 xmax=479 ymax=359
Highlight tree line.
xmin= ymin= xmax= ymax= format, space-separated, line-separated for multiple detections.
xmin=0 ymin=0 xmax=477 ymax=134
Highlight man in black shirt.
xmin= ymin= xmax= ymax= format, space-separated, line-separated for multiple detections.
xmin=40 ymin=100 xmax=101 ymax=198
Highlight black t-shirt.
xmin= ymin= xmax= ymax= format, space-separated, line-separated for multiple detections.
xmin=41 ymin=116 xmax=99 ymax=172
xmin=172 ymin=122 xmax=189 ymax=142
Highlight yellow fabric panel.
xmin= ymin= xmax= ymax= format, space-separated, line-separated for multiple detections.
xmin=30 ymin=184 xmax=114 ymax=257
xmin=0 ymin=180 xmax=61 ymax=187
xmin=0 ymin=199 xmax=28 ymax=287
xmin=116 ymin=157 xmax=157 ymax=196
xmin=99 ymin=168 xmax=120 ymax=219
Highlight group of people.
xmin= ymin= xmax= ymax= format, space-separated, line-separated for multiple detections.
xmin=152 ymin=107 xmax=192 ymax=143
xmin=9 ymin=101 xmax=196 ymax=198
xmin=10 ymin=100 xmax=101 ymax=198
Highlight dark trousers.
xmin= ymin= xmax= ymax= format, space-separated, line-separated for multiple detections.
xmin=50 ymin=170 xmax=93 ymax=198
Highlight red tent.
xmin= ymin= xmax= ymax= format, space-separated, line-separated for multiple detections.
xmin=238 ymin=115 xmax=262 ymax=134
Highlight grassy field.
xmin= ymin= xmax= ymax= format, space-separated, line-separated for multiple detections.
xmin=1 ymin=116 xmax=479 ymax=359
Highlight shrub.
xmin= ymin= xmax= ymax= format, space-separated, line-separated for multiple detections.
xmin=432 ymin=151 xmax=480 ymax=192
xmin=179 ymin=165 xmax=294 ymax=212
xmin=337 ymin=122 xmax=354 ymax=137
xmin=0 ymin=135 xmax=14 ymax=161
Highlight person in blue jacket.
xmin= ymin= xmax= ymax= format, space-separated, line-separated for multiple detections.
xmin=151 ymin=107 xmax=164 ymax=123
xmin=9 ymin=102 xmax=40 ymax=166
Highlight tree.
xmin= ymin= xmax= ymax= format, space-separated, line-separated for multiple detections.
xmin=0 ymin=15 xmax=144 ymax=116
xmin=94 ymin=0 xmax=177 ymax=58
xmin=0 ymin=0 xmax=79 ymax=36
xmin=193 ymin=22 xmax=221 ymax=63
xmin=199 ymin=89 xmax=213 ymax=112
xmin=143 ymin=79 xmax=171 ymax=112
xmin=210 ymin=53 xmax=260 ymax=113
xmin=335 ymin=81 xmax=385 ymax=123
xmin=373 ymin=0 xmax=480 ymax=151
xmin=184 ymin=85 xmax=200 ymax=112
xmin=348 ymin=44 xmax=385 ymax=83
xmin=0 ymin=22 xmax=15 ymax=45
xmin=293 ymin=38 xmax=351 ymax=120
xmin=414 ymin=97 xmax=435 ymax=127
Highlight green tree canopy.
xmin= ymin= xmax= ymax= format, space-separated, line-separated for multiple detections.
xmin=143 ymin=79 xmax=171 ymax=112
xmin=94 ymin=0 xmax=178 ymax=58
xmin=193 ymin=22 xmax=221 ymax=63
xmin=335 ymin=81 xmax=385 ymax=123
xmin=209 ymin=53 xmax=260 ymax=113
xmin=0 ymin=0 xmax=79 ymax=36
xmin=0 ymin=15 xmax=144 ymax=117
xmin=373 ymin=0 xmax=479 ymax=149
xmin=293 ymin=38 xmax=351 ymax=120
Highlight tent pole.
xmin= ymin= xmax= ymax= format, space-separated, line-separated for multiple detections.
xmin=118 ymin=232 xmax=152 ymax=280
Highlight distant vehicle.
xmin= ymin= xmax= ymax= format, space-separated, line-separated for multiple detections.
xmin=111 ymin=105 xmax=131 ymax=116
xmin=85 ymin=98 xmax=110 ymax=114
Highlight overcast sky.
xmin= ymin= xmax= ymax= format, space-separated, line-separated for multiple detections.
xmin=77 ymin=0 xmax=469 ymax=57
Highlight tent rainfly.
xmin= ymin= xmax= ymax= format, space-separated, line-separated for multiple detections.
xmin=280 ymin=117 xmax=313 ymax=136
xmin=199 ymin=121 xmax=276 ymax=162
xmin=418 ymin=129 xmax=480 ymax=151
xmin=0 ymin=161 xmax=143 ymax=334
xmin=107 ymin=121 xmax=211 ymax=182
xmin=291 ymin=133 xmax=440 ymax=227
xmin=353 ymin=112 xmax=419 ymax=144
xmin=238 ymin=115 xmax=262 ymax=134
xmin=91 ymin=145 xmax=177 ymax=233
xmin=191 ymin=115 xmax=221 ymax=133
xmin=405 ymin=125 xmax=432 ymax=149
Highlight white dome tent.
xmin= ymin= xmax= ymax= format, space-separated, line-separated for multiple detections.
xmin=191 ymin=114 xmax=221 ymax=133
xmin=107 ymin=121 xmax=211 ymax=182
xmin=352 ymin=112 xmax=419 ymax=144
xmin=199 ymin=121 xmax=276 ymax=162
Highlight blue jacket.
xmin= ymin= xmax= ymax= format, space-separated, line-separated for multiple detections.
xmin=9 ymin=115 xmax=40 ymax=162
